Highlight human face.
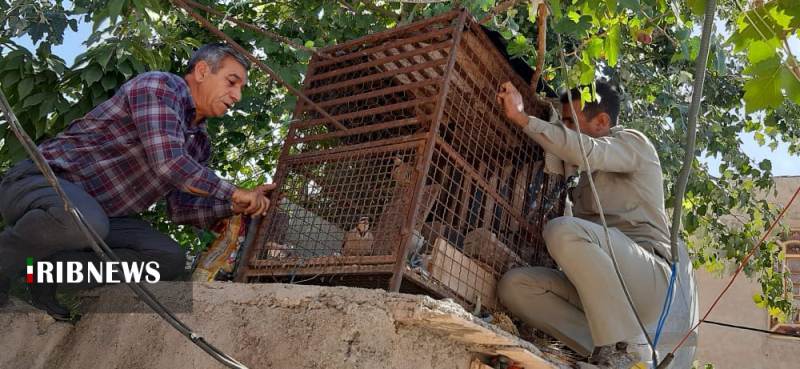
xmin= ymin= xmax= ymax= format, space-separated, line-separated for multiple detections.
xmin=189 ymin=56 xmax=248 ymax=121
xmin=560 ymin=100 xmax=610 ymax=138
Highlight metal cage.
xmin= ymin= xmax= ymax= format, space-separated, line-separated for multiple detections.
xmin=237 ymin=9 xmax=566 ymax=311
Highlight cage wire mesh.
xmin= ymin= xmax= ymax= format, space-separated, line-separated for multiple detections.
xmin=239 ymin=9 xmax=566 ymax=311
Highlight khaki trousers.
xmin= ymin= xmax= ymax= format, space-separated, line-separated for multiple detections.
xmin=498 ymin=216 xmax=670 ymax=356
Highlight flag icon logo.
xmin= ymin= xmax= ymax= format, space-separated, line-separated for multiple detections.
xmin=26 ymin=257 xmax=34 ymax=283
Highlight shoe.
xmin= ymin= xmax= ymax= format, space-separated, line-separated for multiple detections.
xmin=626 ymin=333 xmax=655 ymax=367
xmin=589 ymin=342 xmax=640 ymax=368
xmin=29 ymin=282 xmax=71 ymax=321
xmin=627 ymin=341 xmax=654 ymax=368
xmin=589 ymin=344 xmax=616 ymax=366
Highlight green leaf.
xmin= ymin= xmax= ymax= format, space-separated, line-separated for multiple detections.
xmin=47 ymin=56 xmax=67 ymax=75
xmin=226 ymin=131 xmax=246 ymax=144
xmin=131 ymin=0 xmax=146 ymax=12
xmin=768 ymin=5 xmax=792 ymax=28
xmin=22 ymin=92 xmax=48 ymax=108
xmin=1 ymin=70 xmax=20 ymax=87
xmin=687 ymin=36 xmax=701 ymax=61
xmin=742 ymin=82 xmax=779 ymax=112
xmin=685 ymin=211 xmax=698 ymax=233
xmin=550 ymin=0 xmax=562 ymax=20
xmin=567 ymin=10 xmax=580 ymax=23
xmin=34 ymin=115 xmax=47 ymax=137
xmin=779 ymin=0 xmax=800 ymax=27
xmin=130 ymin=59 xmax=146 ymax=74
xmin=61 ymin=108 xmax=82 ymax=128
xmin=39 ymin=97 xmax=54 ymax=120
xmin=17 ymin=78 xmax=34 ymax=99
xmin=527 ymin=2 xmax=537 ymax=23
xmin=728 ymin=12 xmax=765 ymax=52
xmin=275 ymin=64 xmax=300 ymax=87
xmin=552 ymin=15 xmax=592 ymax=37
xmin=713 ymin=43 xmax=727 ymax=74
xmin=743 ymin=57 xmax=783 ymax=113
xmin=117 ymin=61 xmax=133 ymax=79
xmin=507 ymin=17 xmax=520 ymax=33
xmin=619 ymin=0 xmax=640 ymax=11
xmin=261 ymin=36 xmax=285 ymax=53
xmin=101 ymin=74 xmax=117 ymax=90
xmin=579 ymin=58 xmax=595 ymax=85
xmin=97 ymin=47 xmax=115 ymax=69
xmin=82 ymin=64 xmax=103 ymax=84
xmin=2 ymin=134 xmax=26 ymax=163
xmin=758 ymin=159 xmax=772 ymax=172
xmin=688 ymin=0 xmax=705 ymax=16
xmin=586 ymin=37 xmax=604 ymax=59
xmin=580 ymin=86 xmax=593 ymax=106
xmin=507 ymin=35 xmax=529 ymax=57
xmin=108 ymin=0 xmax=126 ymax=21
xmin=779 ymin=67 xmax=800 ymax=104
xmin=747 ymin=39 xmax=779 ymax=65
xmin=604 ymin=24 xmax=621 ymax=67
xmin=606 ymin=0 xmax=618 ymax=14
xmin=1 ymin=54 xmax=24 ymax=72
xmin=753 ymin=132 xmax=765 ymax=146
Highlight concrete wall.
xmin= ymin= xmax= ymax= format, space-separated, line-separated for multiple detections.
xmin=0 ymin=282 xmax=563 ymax=369
xmin=694 ymin=177 xmax=800 ymax=368
xmin=694 ymin=269 xmax=799 ymax=369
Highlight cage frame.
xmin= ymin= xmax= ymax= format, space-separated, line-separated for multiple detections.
xmin=235 ymin=8 xmax=565 ymax=311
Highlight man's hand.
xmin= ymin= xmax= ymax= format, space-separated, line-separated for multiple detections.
xmin=253 ymin=183 xmax=277 ymax=195
xmin=231 ymin=186 xmax=272 ymax=216
xmin=496 ymin=81 xmax=529 ymax=128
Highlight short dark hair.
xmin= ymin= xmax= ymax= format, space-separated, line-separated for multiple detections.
xmin=186 ymin=43 xmax=251 ymax=74
xmin=560 ymin=81 xmax=620 ymax=127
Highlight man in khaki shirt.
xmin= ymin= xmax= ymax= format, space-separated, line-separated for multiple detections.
xmin=495 ymin=81 xmax=674 ymax=363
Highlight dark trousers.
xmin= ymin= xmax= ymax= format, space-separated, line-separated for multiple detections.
xmin=0 ymin=160 xmax=185 ymax=288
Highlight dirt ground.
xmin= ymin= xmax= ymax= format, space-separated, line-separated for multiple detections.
xmin=0 ymin=282 xmax=516 ymax=369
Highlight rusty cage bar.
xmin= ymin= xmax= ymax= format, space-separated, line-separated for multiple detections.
xmin=237 ymin=9 xmax=566 ymax=312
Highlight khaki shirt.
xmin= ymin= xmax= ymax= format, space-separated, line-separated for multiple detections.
xmin=523 ymin=117 xmax=672 ymax=260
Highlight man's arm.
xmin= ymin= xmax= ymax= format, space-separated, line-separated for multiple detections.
xmin=521 ymin=116 xmax=644 ymax=173
xmin=496 ymin=82 xmax=644 ymax=173
xmin=166 ymin=191 xmax=234 ymax=229
xmin=167 ymin=183 xmax=278 ymax=229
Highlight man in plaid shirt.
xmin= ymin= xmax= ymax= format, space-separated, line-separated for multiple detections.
xmin=0 ymin=43 xmax=271 ymax=319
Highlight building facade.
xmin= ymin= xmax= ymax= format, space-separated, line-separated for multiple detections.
xmin=694 ymin=177 xmax=800 ymax=368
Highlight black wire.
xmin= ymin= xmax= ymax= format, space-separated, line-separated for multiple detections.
xmin=702 ymin=320 xmax=800 ymax=339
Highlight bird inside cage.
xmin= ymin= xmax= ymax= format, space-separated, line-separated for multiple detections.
xmin=342 ymin=216 xmax=375 ymax=256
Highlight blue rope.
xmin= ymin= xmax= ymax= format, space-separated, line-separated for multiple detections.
xmin=652 ymin=262 xmax=677 ymax=369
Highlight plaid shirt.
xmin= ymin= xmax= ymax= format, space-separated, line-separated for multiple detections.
xmin=39 ymin=71 xmax=235 ymax=229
